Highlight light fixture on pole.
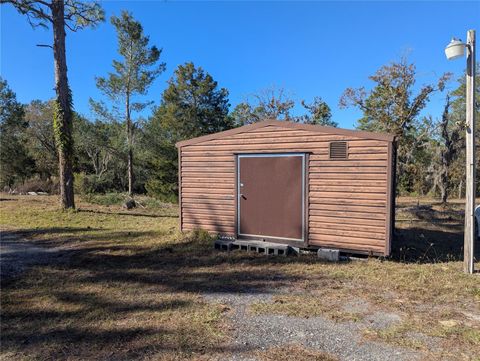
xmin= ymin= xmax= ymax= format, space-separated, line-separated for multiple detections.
xmin=445 ymin=30 xmax=476 ymax=274
xmin=445 ymin=38 xmax=466 ymax=60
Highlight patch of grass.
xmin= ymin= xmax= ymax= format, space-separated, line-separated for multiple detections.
xmin=363 ymin=322 xmax=427 ymax=350
xmin=432 ymin=322 xmax=480 ymax=346
xmin=255 ymin=344 xmax=339 ymax=361
xmin=250 ymin=294 xmax=363 ymax=322
xmin=82 ymin=192 xmax=126 ymax=206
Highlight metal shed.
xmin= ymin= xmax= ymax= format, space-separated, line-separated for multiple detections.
xmin=176 ymin=120 xmax=396 ymax=256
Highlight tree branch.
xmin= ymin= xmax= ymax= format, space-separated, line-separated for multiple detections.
xmin=2 ymin=0 xmax=53 ymax=25
xmin=36 ymin=43 xmax=53 ymax=49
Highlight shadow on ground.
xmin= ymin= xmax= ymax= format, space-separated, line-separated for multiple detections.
xmin=0 ymin=228 xmax=305 ymax=360
xmin=1 ymin=214 xmax=478 ymax=359
xmin=392 ymin=202 xmax=480 ymax=263
xmin=77 ymin=208 xmax=178 ymax=219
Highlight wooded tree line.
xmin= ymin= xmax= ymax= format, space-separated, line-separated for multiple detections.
xmin=1 ymin=1 xmax=479 ymax=207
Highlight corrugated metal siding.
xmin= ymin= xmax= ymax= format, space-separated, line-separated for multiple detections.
xmin=179 ymin=124 xmax=390 ymax=255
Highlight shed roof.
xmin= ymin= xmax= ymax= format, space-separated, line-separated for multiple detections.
xmin=175 ymin=119 xmax=395 ymax=148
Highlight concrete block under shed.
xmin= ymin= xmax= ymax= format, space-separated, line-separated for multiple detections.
xmin=214 ymin=238 xmax=291 ymax=256
xmin=317 ymin=248 xmax=340 ymax=262
xmin=214 ymin=239 xmax=233 ymax=251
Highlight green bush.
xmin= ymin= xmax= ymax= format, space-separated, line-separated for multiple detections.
xmin=82 ymin=192 xmax=126 ymax=206
xmin=74 ymin=172 xmax=115 ymax=195
xmin=145 ymin=178 xmax=178 ymax=203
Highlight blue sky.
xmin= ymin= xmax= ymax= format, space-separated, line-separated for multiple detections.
xmin=1 ymin=1 xmax=479 ymax=129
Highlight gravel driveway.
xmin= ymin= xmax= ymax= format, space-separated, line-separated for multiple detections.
xmin=204 ymin=291 xmax=422 ymax=361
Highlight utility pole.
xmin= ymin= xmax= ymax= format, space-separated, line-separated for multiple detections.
xmin=464 ymin=29 xmax=476 ymax=274
xmin=445 ymin=30 xmax=476 ymax=274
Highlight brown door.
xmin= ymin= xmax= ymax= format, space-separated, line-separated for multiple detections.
xmin=238 ymin=154 xmax=305 ymax=241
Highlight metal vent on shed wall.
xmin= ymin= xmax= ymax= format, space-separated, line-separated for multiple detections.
xmin=329 ymin=141 xmax=348 ymax=159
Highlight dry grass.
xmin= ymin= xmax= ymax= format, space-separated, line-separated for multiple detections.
xmin=1 ymin=195 xmax=479 ymax=360
xmin=251 ymin=293 xmax=364 ymax=322
xmin=255 ymin=344 xmax=338 ymax=361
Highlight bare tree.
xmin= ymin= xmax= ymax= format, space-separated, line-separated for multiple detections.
xmin=435 ymin=95 xmax=461 ymax=203
xmin=231 ymin=86 xmax=295 ymax=126
xmin=339 ymin=57 xmax=451 ymax=193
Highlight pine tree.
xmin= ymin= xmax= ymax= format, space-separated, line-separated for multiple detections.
xmin=92 ymin=11 xmax=165 ymax=197
xmin=2 ymin=0 xmax=104 ymax=208
xmin=145 ymin=62 xmax=232 ymax=200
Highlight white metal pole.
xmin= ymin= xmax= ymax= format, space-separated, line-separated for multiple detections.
xmin=464 ymin=29 xmax=476 ymax=274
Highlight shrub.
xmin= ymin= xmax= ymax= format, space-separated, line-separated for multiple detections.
xmin=74 ymin=172 xmax=114 ymax=195
xmin=145 ymin=178 xmax=178 ymax=203
xmin=82 ymin=192 xmax=126 ymax=206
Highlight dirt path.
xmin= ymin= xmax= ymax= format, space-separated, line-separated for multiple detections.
xmin=0 ymin=232 xmax=66 ymax=281
xmin=204 ymin=292 xmax=423 ymax=361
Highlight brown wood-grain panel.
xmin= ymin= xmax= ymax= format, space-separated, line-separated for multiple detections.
xmin=182 ymin=178 xmax=234 ymax=185
xmin=309 ymin=221 xmax=386 ymax=233
xmin=182 ymin=209 xmax=235 ymax=217
xmin=181 ymin=192 xmax=234 ymax=198
xmin=203 ymin=135 xmax=370 ymax=146
xmin=181 ymin=155 xmax=233 ymax=161
xmin=227 ymin=130 xmax=320 ymax=139
xmin=310 ymin=160 xmax=387 ymax=167
xmin=309 ymin=167 xmax=387 ymax=174
xmin=309 ymin=179 xmax=387 ymax=187
xmin=181 ymin=195 xmax=235 ymax=202
xmin=182 ymin=201 xmax=235 ymax=209
xmin=309 ymin=240 xmax=384 ymax=253
xmin=309 ymin=153 xmax=387 ymax=161
xmin=309 ymin=185 xmax=386 ymax=193
xmin=182 ymin=183 xmax=234 ymax=189
xmin=348 ymin=153 xmax=388 ymax=160
xmin=182 ymin=202 xmax=234 ymax=209
xmin=184 ymin=141 xmax=386 ymax=152
xmin=310 ymin=228 xmax=385 ymax=240
xmin=183 ymin=223 xmax=235 ymax=234
xmin=309 ymin=191 xmax=386 ymax=200
xmin=309 ymin=215 xmax=385 ymax=227
xmin=309 ymin=173 xmax=386 ymax=180
xmin=308 ymin=233 xmax=385 ymax=247
xmin=181 ymin=168 xmax=233 ymax=174
xmin=309 ymin=209 xmax=386 ymax=220
xmin=309 ymin=198 xmax=387 ymax=206
xmin=183 ymin=212 xmax=233 ymax=221
xmin=309 ymin=203 xmax=386 ymax=214
xmin=182 ymin=161 xmax=235 ymax=168
xmin=182 ymin=217 xmax=234 ymax=226
xmin=180 ymin=172 xmax=234 ymax=179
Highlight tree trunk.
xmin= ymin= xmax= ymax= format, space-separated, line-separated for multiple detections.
xmin=440 ymin=155 xmax=448 ymax=204
xmin=52 ymin=0 xmax=75 ymax=209
xmin=439 ymin=95 xmax=452 ymax=205
xmin=126 ymin=95 xmax=133 ymax=197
